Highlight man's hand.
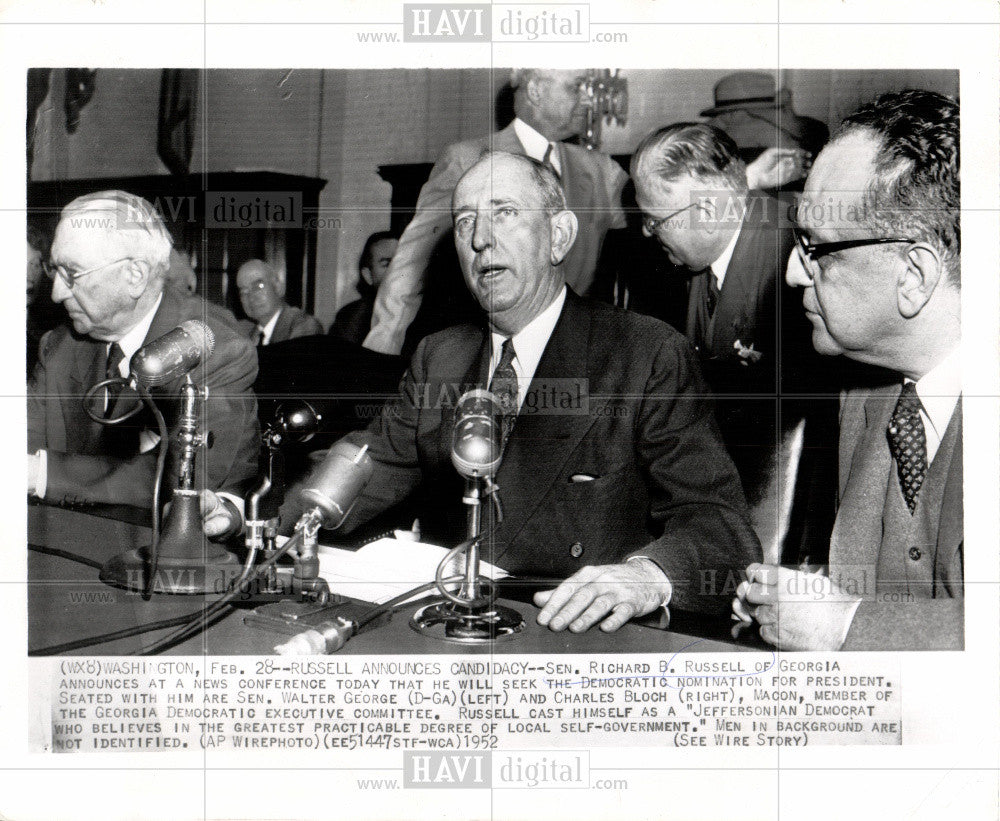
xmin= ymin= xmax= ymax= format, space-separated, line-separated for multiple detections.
xmin=27 ymin=452 xmax=40 ymax=495
xmin=198 ymin=490 xmax=242 ymax=540
xmin=533 ymin=559 xmax=670 ymax=633
xmin=746 ymin=147 xmax=810 ymax=190
xmin=733 ymin=563 xmax=861 ymax=651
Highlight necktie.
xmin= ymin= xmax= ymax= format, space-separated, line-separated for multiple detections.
xmin=542 ymin=143 xmax=560 ymax=179
xmin=489 ymin=339 xmax=519 ymax=445
xmin=105 ymin=342 xmax=125 ymax=416
xmin=706 ymin=272 xmax=721 ymax=317
xmin=887 ymin=381 xmax=928 ymax=514
xmin=254 ymin=326 xmax=266 ymax=346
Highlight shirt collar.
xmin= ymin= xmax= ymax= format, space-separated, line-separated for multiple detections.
xmin=112 ymin=292 xmax=163 ymax=376
xmin=708 ymin=215 xmax=744 ymax=289
xmin=259 ymin=307 xmax=282 ymax=344
xmin=490 ymin=286 xmax=566 ymax=381
xmin=911 ymin=345 xmax=962 ymax=440
xmin=512 ymin=118 xmax=561 ymax=175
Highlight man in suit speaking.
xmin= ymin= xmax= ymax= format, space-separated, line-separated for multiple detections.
xmin=311 ymin=151 xmax=761 ymax=632
xmin=736 ymin=90 xmax=962 ymax=650
xmin=363 ymin=69 xmax=629 ymax=356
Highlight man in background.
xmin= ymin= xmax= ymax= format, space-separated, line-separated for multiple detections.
xmin=737 ymin=90 xmax=962 ymax=650
xmin=237 ymin=258 xmax=322 ymax=345
xmin=329 ymin=230 xmax=398 ymax=345
xmin=630 ymin=123 xmax=816 ymax=502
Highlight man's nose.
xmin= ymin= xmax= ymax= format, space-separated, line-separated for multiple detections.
xmin=785 ymin=249 xmax=814 ymax=288
xmin=50 ymin=274 xmax=71 ymax=303
xmin=471 ymin=214 xmax=493 ymax=251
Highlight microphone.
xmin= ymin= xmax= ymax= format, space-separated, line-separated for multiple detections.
xmin=129 ymin=320 xmax=216 ymax=387
xmin=451 ymin=389 xmax=502 ymax=479
xmin=299 ymin=441 xmax=375 ymax=529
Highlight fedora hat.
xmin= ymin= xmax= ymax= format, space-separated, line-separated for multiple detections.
xmin=700 ymin=72 xmax=792 ymax=116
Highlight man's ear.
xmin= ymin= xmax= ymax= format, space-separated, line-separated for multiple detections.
xmin=550 ymin=210 xmax=578 ymax=265
xmin=360 ymin=266 xmax=373 ymax=286
xmin=897 ymin=243 xmax=944 ymax=318
xmin=123 ymin=259 xmax=152 ymax=298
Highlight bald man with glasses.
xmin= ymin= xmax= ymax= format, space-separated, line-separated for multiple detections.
xmin=735 ymin=90 xmax=962 ymax=651
xmin=28 ymin=191 xmax=260 ymax=538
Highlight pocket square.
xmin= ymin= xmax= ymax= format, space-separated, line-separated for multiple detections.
xmin=569 ymin=473 xmax=597 ymax=483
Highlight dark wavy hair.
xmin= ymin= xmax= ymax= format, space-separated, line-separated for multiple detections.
xmin=836 ymin=89 xmax=960 ymax=284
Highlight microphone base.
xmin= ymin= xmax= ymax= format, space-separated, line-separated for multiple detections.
xmin=100 ymin=490 xmax=242 ymax=595
xmin=409 ymin=600 xmax=524 ymax=644
xmin=100 ymin=547 xmax=243 ymax=595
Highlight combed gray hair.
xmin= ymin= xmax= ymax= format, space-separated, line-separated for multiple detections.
xmin=59 ymin=190 xmax=173 ymax=278
xmin=631 ymin=122 xmax=748 ymax=194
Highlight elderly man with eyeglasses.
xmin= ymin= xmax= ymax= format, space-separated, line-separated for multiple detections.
xmin=629 ymin=123 xmax=821 ymax=502
xmin=734 ymin=90 xmax=963 ymax=651
xmin=28 ymin=190 xmax=260 ymax=539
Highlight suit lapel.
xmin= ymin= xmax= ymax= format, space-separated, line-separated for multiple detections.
xmin=829 ymin=385 xmax=898 ymax=575
xmin=491 ymin=293 xmax=602 ymax=557
xmin=711 ymin=197 xmax=772 ymax=352
xmin=558 ymin=144 xmax=596 ymax=213
xmin=272 ymin=307 xmax=293 ymax=343
xmin=935 ymin=399 xmax=963 ymax=589
xmin=107 ymin=290 xmax=179 ymax=418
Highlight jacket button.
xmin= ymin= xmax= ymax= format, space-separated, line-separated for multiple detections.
xmin=908 ymin=546 xmax=922 ymax=561
xmin=569 ymin=542 xmax=584 ymax=558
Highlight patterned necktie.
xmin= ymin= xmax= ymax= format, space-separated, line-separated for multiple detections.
xmin=542 ymin=143 xmax=560 ymax=179
xmin=887 ymin=381 xmax=928 ymax=514
xmin=489 ymin=339 xmax=519 ymax=445
xmin=105 ymin=342 xmax=126 ymax=416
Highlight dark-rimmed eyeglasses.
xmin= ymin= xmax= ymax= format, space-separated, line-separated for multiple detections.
xmin=42 ymin=257 xmax=133 ymax=289
xmin=792 ymin=224 xmax=916 ymax=263
xmin=641 ymin=202 xmax=698 ymax=235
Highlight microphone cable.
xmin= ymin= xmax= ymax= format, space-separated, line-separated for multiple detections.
xmin=83 ymin=378 xmax=168 ymax=600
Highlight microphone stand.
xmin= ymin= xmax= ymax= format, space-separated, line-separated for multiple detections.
xmin=101 ymin=374 xmax=242 ymax=594
xmin=410 ymin=470 xmax=524 ymax=644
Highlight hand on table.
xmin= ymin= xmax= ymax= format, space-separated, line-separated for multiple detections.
xmin=732 ymin=563 xmax=861 ymax=651
xmin=534 ymin=558 xmax=670 ymax=633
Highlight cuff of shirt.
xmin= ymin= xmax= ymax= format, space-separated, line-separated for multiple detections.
xmin=33 ymin=450 xmax=47 ymax=499
xmin=626 ymin=555 xmax=672 ymax=608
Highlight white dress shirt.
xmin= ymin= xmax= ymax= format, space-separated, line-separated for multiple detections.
xmin=488 ymin=287 xmax=566 ymax=408
xmin=512 ymin=118 xmax=562 ymax=176
xmin=708 ymin=212 xmax=745 ymax=292
xmin=910 ymin=345 xmax=962 ymax=464
xmin=258 ymin=308 xmax=282 ymax=346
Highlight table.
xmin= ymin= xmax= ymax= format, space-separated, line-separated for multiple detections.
xmin=28 ymin=502 xmax=758 ymax=656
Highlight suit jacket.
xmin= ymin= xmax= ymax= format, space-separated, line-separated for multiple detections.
xmin=342 ymin=290 xmax=761 ymax=614
xmin=683 ymin=192 xmax=821 ymax=507
xmin=685 ymin=192 xmax=796 ymax=386
xmin=240 ymin=305 xmax=323 ymax=344
xmin=363 ymin=122 xmax=629 ymax=355
xmin=831 ymin=385 xmax=963 ymax=650
xmin=29 ymin=289 xmax=260 ymax=508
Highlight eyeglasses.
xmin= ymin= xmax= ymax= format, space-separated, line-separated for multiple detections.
xmin=43 ymin=257 xmax=133 ymax=289
xmin=641 ymin=202 xmax=698 ymax=235
xmin=792 ymin=224 xmax=916 ymax=264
